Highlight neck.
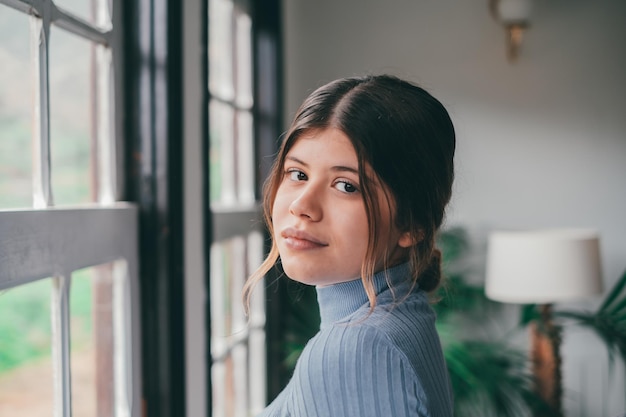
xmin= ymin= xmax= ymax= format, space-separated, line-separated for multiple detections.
xmin=315 ymin=263 xmax=412 ymax=328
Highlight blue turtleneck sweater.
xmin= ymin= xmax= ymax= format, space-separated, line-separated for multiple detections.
xmin=258 ymin=263 xmax=453 ymax=417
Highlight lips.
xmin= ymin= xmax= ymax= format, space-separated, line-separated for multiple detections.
xmin=280 ymin=227 xmax=329 ymax=250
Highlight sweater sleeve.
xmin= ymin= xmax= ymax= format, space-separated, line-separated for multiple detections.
xmin=293 ymin=324 xmax=444 ymax=417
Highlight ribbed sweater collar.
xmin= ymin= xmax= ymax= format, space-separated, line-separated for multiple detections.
xmin=316 ymin=263 xmax=411 ymax=329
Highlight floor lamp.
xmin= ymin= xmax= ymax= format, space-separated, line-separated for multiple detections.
xmin=485 ymin=229 xmax=603 ymax=416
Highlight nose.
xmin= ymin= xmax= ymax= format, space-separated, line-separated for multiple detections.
xmin=288 ymin=184 xmax=323 ymax=221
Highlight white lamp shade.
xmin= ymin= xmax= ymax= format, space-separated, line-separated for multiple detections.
xmin=497 ymin=0 xmax=533 ymax=23
xmin=485 ymin=229 xmax=603 ymax=304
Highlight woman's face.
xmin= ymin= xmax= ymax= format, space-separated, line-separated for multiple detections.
xmin=271 ymin=128 xmax=411 ymax=286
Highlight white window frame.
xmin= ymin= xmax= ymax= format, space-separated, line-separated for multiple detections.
xmin=0 ymin=1 xmax=141 ymax=416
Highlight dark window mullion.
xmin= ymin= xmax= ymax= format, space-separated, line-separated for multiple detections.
xmin=251 ymin=0 xmax=284 ymax=402
xmin=123 ymin=0 xmax=186 ymax=416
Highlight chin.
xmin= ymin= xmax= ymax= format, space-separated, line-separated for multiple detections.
xmin=282 ymin=264 xmax=360 ymax=287
xmin=282 ymin=266 xmax=319 ymax=286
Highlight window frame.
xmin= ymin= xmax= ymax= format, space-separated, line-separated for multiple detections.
xmin=203 ymin=0 xmax=287 ymax=409
xmin=121 ymin=0 xmax=187 ymax=416
xmin=0 ymin=1 xmax=284 ymax=416
xmin=206 ymin=1 xmax=266 ymax=416
xmin=0 ymin=1 xmax=142 ymax=416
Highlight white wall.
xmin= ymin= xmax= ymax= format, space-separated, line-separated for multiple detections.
xmin=282 ymin=0 xmax=626 ymax=414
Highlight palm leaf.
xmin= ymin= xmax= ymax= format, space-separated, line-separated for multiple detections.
xmin=555 ymin=309 xmax=626 ymax=367
xmin=599 ymin=269 xmax=626 ymax=312
xmin=550 ymin=269 xmax=626 ymax=367
xmin=442 ymin=338 xmax=558 ymax=417
xmin=282 ymin=281 xmax=321 ymax=371
xmin=433 ymin=274 xmax=497 ymax=320
xmin=435 ymin=228 xmax=499 ymax=320
xmin=437 ymin=227 xmax=470 ymax=265
xmin=608 ymin=297 xmax=626 ymax=318
xmin=520 ymin=304 xmax=540 ymax=327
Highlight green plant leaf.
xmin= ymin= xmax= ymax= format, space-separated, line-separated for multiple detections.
xmin=444 ymin=339 xmax=558 ymax=417
xmin=519 ymin=304 xmax=539 ymax=327
xmin=599 ymin=269 xmax=626 ymax=312
xmin=553 ymin=269 xmax=626 ymax=368
xmin=437 ymin=227 xmax=470 ymax=265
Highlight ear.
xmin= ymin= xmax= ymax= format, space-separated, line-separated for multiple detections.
xmin=398 ymin=231 xmax=417 ymax=248
xmin=397 ymin=230 xmax=425 ymax=248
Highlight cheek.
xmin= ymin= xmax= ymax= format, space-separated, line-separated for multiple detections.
xmin=271 ymin=188 xmax=289 ymax=226
xmin=335 ymin=203 xmax=369 ymax=238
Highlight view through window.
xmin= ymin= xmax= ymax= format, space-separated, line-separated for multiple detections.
xmin=208 ymin=0 xmax=266 ymax=415
xmin=0 ymin=1 xmax=139 ymax=416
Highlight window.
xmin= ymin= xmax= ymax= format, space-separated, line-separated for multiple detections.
xmin=207 ymin=0 xmax=266 ymax=415
xmin=0 ymin=1 xmax=140 ymax=417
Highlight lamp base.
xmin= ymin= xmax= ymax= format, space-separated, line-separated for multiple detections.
xmin=530 ymin=304 xmax=563 ymax=417
xmin=505 ymin=22 xmax=528 ymax=62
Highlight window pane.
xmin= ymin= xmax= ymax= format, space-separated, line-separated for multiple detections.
xmin=236 ymin=110 xmax=254 ymax=204
xmin=70 ymin=265 xmax=115 ymax=417
xmin=0 ymin=7 xmax=32 ymax=209
xmin=234 ymin=10 xmax=253 ymax=109
xmin=210 ymin=233 xmax=264 ymax=417
xmin=210 ymin=236 xmax=248 ymax=417
xmin=208 ymin=0 xmax=234 ymax=101
xmin=247 ymin=231 xmax=266 ymax=414
xmin=211 ymin=237 xmax=247 ymax=417
xmin=210 ymin=99 xmax=235 ymax=204
xmin=210 ymin=239 xmax=228 ymax=417
xmin=54 ymin=0 xmax=96 ymax=26
xmin=0 ymin=279 xmax=54 ymax=417
xmin=231 ymin=342 xmax=248 ymax=417
xmin=49 ymin=27 xmax=94 ymax=206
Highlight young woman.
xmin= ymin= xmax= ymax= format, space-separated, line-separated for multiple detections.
xmin=244 ymin=74 xmax=455 ymax=416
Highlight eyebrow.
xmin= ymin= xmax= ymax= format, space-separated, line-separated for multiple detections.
xmin=285 ymin=155 xmax=359 ymax=175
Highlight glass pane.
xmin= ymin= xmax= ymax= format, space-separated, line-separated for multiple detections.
xmin=70 ymin=265 xmax=115 ymax=417
xmin=210 ymin=240 xmax=228 ymax=417
xmin=0 ymin=279 xmax=54 ymax=417
xmin=212 ymin=348 xmax=248 ymax=417
xmin=54 ymin=0 xmax=96 ymax=26
xmin=211 ymin=234 xmax=262 ymax=417
xmin=208 ymin=0 xmax=234 ymax=101
xmin=210 ymin=241 xmax=228 ymax=352
xmin=0 ymin=7 xmax=32 ymax=209
xmin=93 ymin=42 xmax=116 ymax=204
xmin=247 ymin=231 xmax=266 ymax=413
xmin=210 ymin=236 xmax=250 ymax=417
xmin=234 ymin=10 xmax=253 ymax=109
xmin=49 ymin=27 xmax=94 ymax=206
xmin=232 ymin=343 xmax=248 ymax=416
xmin=210 ymin=99 xmax=235 ymax=204
xmin=236 ymin=110 xmax=254 ymax=204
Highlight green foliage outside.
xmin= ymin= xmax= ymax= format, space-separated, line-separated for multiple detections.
xmin=0 ymin=0 xmax=104 ymax=387
xmin=0 ymin=270 xmax=94 ymax=375
xmin=0 ymin=280 xmax=51 ymax=373
xmin=0 ymin=114 xmax=31 ymax=209
xmin=0 ymin=111 xmax=93 ymax=376
xmin=0 ymin=116 xmax=91 ymax=209
xmin=1 ymin=6 xmax=93 ymax=210
xmin=0 ymin=84 xmax=93 ymax=376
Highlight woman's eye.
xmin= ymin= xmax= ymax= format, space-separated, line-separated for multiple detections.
xmin=287 ymin=170 xmax=307 ymax=181
xmin=335 ymin=181 xmax=358 ymax=194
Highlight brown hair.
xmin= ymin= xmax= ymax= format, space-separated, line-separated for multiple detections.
xmin=243 ymin=74 xmax=455 ymax=310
